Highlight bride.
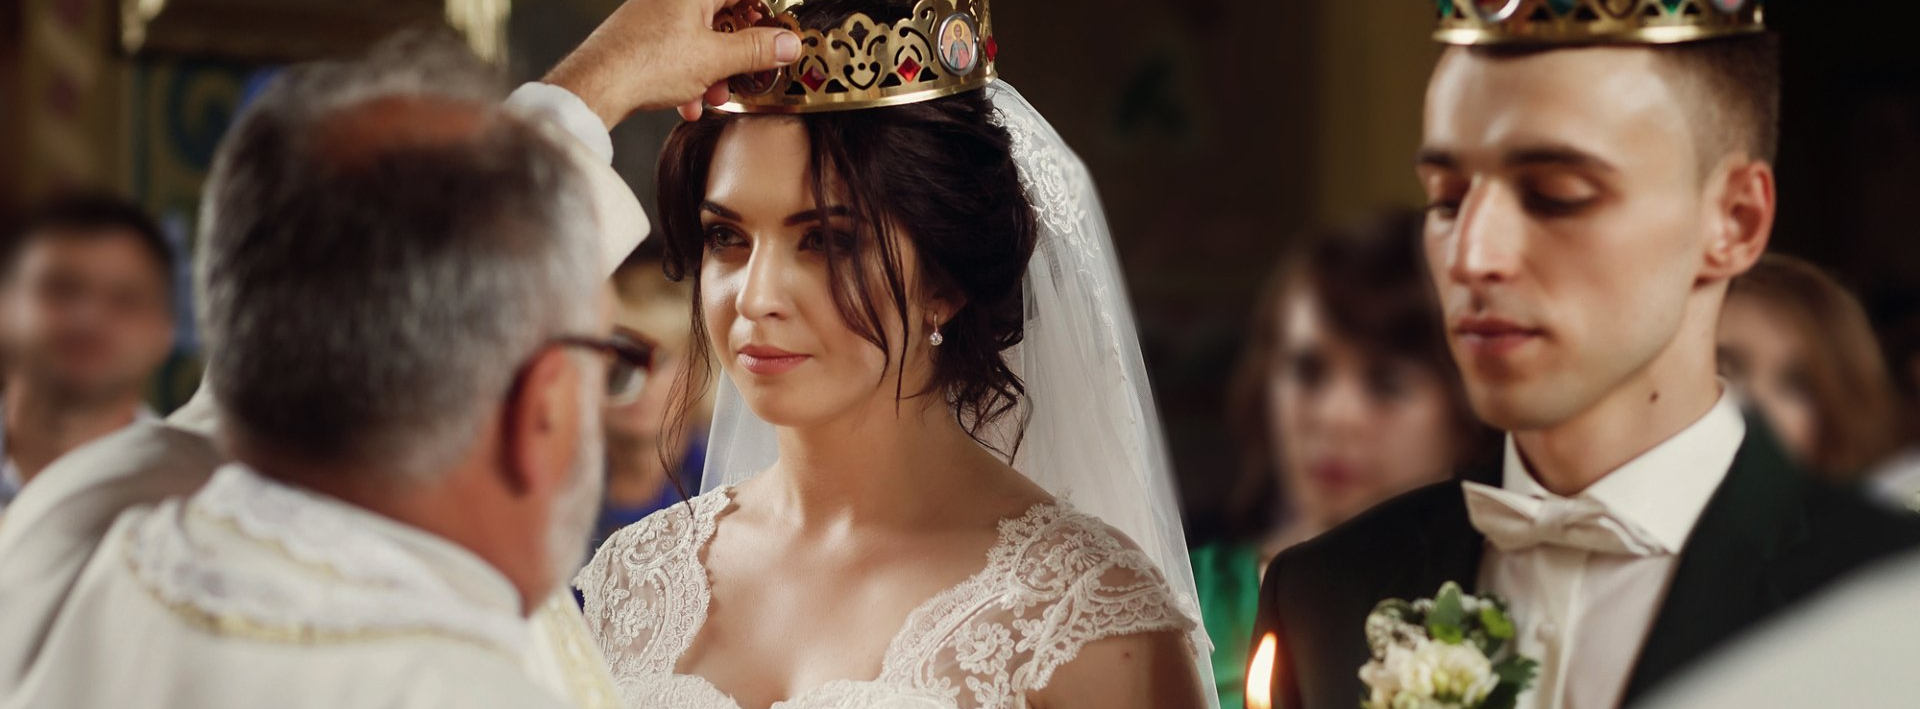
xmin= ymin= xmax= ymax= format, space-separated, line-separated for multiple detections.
xmin=575 ymin=1 xmax=1216 ymax=708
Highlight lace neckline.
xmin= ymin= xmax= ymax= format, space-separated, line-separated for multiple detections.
xmin=675 ymin=485 xmax=1067 ymax=707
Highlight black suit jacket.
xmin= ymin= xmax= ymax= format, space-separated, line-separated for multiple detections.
xmin=1251 ymin=413 xmax=1920 ymax=709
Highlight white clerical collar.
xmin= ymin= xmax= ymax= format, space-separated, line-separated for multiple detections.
xmin=1501 ymin=386 xmax=1747 ymax=553
xmin=181 ymin=464 xmax=532 ymax=645
xmin=163 ymin=384 xmax=221 ymax=438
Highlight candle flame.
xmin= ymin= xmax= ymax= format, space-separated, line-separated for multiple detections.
xmin=1247 ymin=632 xmax=1278 ymax=709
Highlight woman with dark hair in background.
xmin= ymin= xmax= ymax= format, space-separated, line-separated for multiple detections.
xmin=1191 ymin=210 xmax=1499 ymax=708
xmin=1716 ymin=254 xmax=1904 ymax=484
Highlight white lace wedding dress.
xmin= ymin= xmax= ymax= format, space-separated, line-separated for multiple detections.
xmin=575 ymin=486 xmax=1199 ymax=709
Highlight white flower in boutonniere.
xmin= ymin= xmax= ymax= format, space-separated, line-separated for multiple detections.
xmin=1357 ymin=582 xmax=1538 ymax=709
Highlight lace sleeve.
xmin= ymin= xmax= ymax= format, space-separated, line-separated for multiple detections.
xmin=573 ymin=496 xmax=720 ymax=682
xmin=916 ymin=506 xmax=1199 ymax=703
xmin=1018 ymin=532 xmax=1198 ymax=691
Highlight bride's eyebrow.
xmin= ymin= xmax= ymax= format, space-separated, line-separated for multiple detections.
xmin=699 ymin=201 xmax=740 ymax=221
xmin=782 ymin=205 xmax=857 ymax=226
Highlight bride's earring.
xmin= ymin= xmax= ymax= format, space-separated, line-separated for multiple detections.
xmin=929 ymin=322 xmax=945 ymax=347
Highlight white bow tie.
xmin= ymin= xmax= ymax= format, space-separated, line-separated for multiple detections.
xmin=1462 ymin=482 xmax=1669 ymax=557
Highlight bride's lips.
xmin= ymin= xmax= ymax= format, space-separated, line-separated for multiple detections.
xmin=1453 ymin=316 xmax=1545 ymax=359
xmin=737 ymin=344 xmax=810 ymax=375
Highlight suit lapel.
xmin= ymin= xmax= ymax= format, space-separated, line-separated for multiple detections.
xmin=1622 ymin=411 xmax=1807 ymax=704
xmin=1398 ymin=464 xmax=1497 ymax=600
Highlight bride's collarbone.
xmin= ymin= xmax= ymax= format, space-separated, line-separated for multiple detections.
xmin=673 ymin=552 xmax=945 ymax=708
xmin=677 ymin=506 xmax=1025 ymax=703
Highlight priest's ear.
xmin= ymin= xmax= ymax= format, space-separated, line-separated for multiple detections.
xmin=501 ymin=345 xmax=589 ymax=497
xmin=1699 ymin=156 xmax=1774 ymax=283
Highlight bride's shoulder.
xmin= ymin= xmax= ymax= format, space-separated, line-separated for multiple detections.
xmin=956 ymin=501 xmax=1199 ymax=693
xmin=995 ymin=501 xmax=1180 ymax=598
xmin=579 ymin=488 xmax=731 ymax=581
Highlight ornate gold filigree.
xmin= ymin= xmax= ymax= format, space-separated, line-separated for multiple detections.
xmin=712 ymin=0 xmax=996 ymax=114
xmin=1434 ymin=0 xmax=1765 ymax=46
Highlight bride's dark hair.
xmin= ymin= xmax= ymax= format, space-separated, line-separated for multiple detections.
xmin=654 ymin=0 xmax=1038 ymax=455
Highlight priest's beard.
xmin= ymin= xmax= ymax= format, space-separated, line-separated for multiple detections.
xmin=544 ymin=378 xmax=606 ymax=599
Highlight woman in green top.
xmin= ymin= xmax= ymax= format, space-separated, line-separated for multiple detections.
xmin=1192 ymin=210 xmax=1499 ymax=708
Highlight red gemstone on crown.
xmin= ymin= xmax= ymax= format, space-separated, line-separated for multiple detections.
xmin=985 ymin=36 xmax=998 ymax=62
xmin=800 ymin=65 xmax=828 ymax=91
xmin=898 ymin=56 xmax=921 ymax=80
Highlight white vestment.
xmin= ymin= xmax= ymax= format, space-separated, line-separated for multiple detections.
xmin=0 ymin=81 xmax=640 ymax=708
xmin=7 ymin=464 xmax=584 ymax=708
xmin=1639 ymin=547 xmax=1920 ymax=709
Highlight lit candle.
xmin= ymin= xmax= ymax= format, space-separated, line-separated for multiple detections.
xmin=1247 ymin=632 xmax=1278 ymax=709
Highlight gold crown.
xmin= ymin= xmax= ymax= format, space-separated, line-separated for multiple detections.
xmin=711 ymin=0 xmax=996 ymax=114
xmin=1434 ymin=0 xmax=1765 ymax=46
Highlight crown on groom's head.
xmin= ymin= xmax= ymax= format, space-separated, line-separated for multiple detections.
xmin=1433 ymin=0 xmax=1765 ymax=46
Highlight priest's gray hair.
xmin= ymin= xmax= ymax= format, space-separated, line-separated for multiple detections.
xmin=196 ymin=34 xmax=601 ymax=481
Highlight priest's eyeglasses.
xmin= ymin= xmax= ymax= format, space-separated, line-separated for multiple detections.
xmin=547 ymin=327 xmax=656 ymax=407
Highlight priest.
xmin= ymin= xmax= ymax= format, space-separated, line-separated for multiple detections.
xmin=0 ymin=0 xmax=800 ymax=706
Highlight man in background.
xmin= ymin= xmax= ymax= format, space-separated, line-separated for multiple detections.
xmin=593 ymin=259 xmax=711 ymax=551
xmin=0 ymin=194 xmax=174 ymax=513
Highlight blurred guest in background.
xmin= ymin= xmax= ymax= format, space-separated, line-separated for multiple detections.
xmin=1868 ymin=314 xmax=1920 ymax=511
xmin=1717 ymin=254 xmax=1903 ymax=482
xmin=593 ymin=259 xmax=714 ymax=550
xmin=0 ymin=193 xmax=174 ymax=514
xmin=1190 ymin=210 xmax=1498 ymax=709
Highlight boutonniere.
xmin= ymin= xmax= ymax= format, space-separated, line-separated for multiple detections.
xmin=1358 ymin=582 xmax=1537 ymax=709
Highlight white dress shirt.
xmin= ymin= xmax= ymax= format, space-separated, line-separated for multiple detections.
xmin=1866 ymin=447 xmax=1920 ymax=513
xmin=1469 ymin=390 xmax=1746 ymax=709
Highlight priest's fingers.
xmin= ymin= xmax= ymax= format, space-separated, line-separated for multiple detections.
xmin=702 ymin=26 xmax=801 ymax=85
xmin=542 ymin=0 xmax=798 ymax=127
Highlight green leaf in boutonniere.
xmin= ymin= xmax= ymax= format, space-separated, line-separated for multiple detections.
xmin=1480 ymin=655 xmax=1540 ymax=709
xmin=1480 ymin=603 xmax=1515 ymax=641
xmin=1475 ymin=602 xmax=1516 ymax=657
xmin=1427 ymin=581 xmax=1468 ymax=644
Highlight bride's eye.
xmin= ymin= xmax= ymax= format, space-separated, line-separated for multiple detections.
xmin=800 ymin=228 xmax=857 ymax=253
xmin=704 ymin=224 xmax=747 ymax=252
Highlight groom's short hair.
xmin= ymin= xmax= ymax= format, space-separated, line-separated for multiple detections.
xmin=1472 ymin=33 xmax=1779 ymax=167
xmin=197 ymin=34 xmax=601 ymax=480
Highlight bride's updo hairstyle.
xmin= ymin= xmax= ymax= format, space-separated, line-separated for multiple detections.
xmin=656 ymin=0 xmax=1038 ymax=451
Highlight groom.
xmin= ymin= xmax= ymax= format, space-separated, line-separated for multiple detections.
xmin=1253 ymin=3 xmax=1920 ymax=709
